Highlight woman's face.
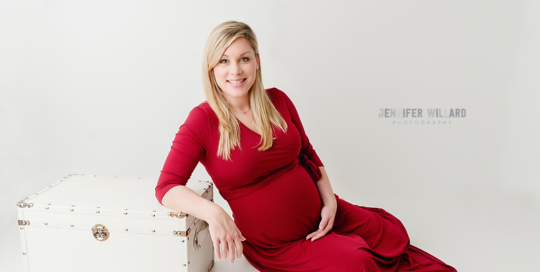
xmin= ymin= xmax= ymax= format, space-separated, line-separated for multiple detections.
xmin=213 ymin=37 xmax=259 ymax=100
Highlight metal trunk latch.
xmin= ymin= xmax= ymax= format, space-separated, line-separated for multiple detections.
xmin=92 ymin=224 xmax=110 ymax=241
xmin=168 ymin=211 xmax=187 ymax=219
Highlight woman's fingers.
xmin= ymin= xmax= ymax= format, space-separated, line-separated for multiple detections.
xmin=221 ymin=235 xmax=245 ymax=264
xmin=222 ymin=240 xmax=229 ymax=259
xmin=228 ymin=238 xmax=236 ymax=264
xmin=306 ymin=229 xmax=322 ymax=240
xmin=306 ymin=217 xmax=335 ymax=242
xmin=311 ymin=229 xmax=328 ymax=242
xmin=235 ymin=237 xmax=244 ymax=259
xmin=312 ymin=220 xmax=334 ymax=242
xmin=216 ymin=234 xmax=246 ymax=263
xmin=214 ymin=237 xmax=243 ymax=262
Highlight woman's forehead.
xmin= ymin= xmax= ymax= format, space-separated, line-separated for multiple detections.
xmin=223 ymin=38 xmax=253 ymax=56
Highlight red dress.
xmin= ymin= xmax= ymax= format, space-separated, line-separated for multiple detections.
xmin=155 ymin=87 xmax=457 ymax=272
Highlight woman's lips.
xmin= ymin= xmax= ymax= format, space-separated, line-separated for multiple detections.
xmin=227 ymin=78 xmax=246 ymax=87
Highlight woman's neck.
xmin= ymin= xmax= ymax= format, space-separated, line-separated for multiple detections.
xmin=225 ymin=94 xmax=251 ymax=113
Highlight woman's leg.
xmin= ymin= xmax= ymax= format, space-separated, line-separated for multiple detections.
xmin=332 ymin=194 xmax=456 ymax=271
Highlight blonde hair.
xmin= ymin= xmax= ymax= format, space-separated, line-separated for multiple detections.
xmin=202 ymin=20 xmax=288 ymax=161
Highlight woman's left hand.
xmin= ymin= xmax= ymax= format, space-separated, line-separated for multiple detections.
xmin=306 ymin=201 xmax=337 ymax=242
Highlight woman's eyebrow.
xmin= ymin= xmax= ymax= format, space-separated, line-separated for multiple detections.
xmin=223 ymin=51 xmax=250 ymax=57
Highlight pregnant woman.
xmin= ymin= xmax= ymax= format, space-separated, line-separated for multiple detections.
xmin=155 ymin=20 xmax=457 ymax=272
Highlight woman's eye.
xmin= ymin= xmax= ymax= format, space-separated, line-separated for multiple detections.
xmin=219 ymin=57 xmax=248 ymax=64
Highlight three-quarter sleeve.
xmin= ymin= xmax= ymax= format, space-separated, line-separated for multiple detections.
xmin=155 ymin=106 xmax=209 ymax=205
xmin=280 ymin=89 xmax=324 ymax=167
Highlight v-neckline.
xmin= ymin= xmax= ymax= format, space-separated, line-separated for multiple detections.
xmin=235 ymin=117 xmax=262 ymax=138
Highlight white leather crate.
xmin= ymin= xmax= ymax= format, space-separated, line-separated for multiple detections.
xmin=16 ymin=174 xmax=214 ymax=272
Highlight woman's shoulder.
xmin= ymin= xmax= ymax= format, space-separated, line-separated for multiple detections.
xmin=266 ymin=87 xmax=285 ymax=98
xmin=193 ymin=101 xmax=211 ymax=113
xmin=187 ymin=101 xmax=216 ymax=123
xmin=177 ymin=102 xmax=216 ymax=141
xmin=266 ymin=87 xmax=297 ymax=110
xmin=183 ymin=101 xmax=217 ymax=130
xmin=266 ymin=87 xmax=292 ymax=105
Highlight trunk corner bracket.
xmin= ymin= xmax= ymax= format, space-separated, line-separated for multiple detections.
xmin=17 ymin=199 xmax=33 ymax=208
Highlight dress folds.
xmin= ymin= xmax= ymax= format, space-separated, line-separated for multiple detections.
xmin=155 ymin=87 xmax=457 ymax=271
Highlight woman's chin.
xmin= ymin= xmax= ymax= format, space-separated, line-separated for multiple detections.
xmin=222 ymin=86 xmax=253 ymax=98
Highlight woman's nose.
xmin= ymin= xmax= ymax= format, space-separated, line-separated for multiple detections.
xmin=230 ymin=62 xmax=242 ymax=75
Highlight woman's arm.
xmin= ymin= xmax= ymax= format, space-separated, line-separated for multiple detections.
xmin=306 ymin=166 xmax=338 ymax=242
xmin=156 ymin=106 xmax=245 ymax=264
xmin=316 ymin=166 xmax=337 ymax=207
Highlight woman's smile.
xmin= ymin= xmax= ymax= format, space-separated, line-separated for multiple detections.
xmin=227 ymin=78 xmax=247 ymax=87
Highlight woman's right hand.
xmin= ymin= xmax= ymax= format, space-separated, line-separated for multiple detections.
xmin=207 ymin=205 xmax=247 ymax=264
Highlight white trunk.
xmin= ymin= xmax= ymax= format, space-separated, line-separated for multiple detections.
xmin=16 ymin=174 xmax=214 ymax=272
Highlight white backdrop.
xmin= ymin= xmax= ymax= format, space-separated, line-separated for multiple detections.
xmin=1 ymin=1 xmax=539 ymax=271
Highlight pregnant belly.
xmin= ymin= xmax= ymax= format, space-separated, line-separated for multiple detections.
xmin=227 ymin=164 xmax=323 ymax=246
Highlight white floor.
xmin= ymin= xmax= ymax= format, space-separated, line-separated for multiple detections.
xmin=212 ymin=257 xmax=258 ymax=272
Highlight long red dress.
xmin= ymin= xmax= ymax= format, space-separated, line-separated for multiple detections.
xmin=155 ymin=87 xmax=457 ymax=272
